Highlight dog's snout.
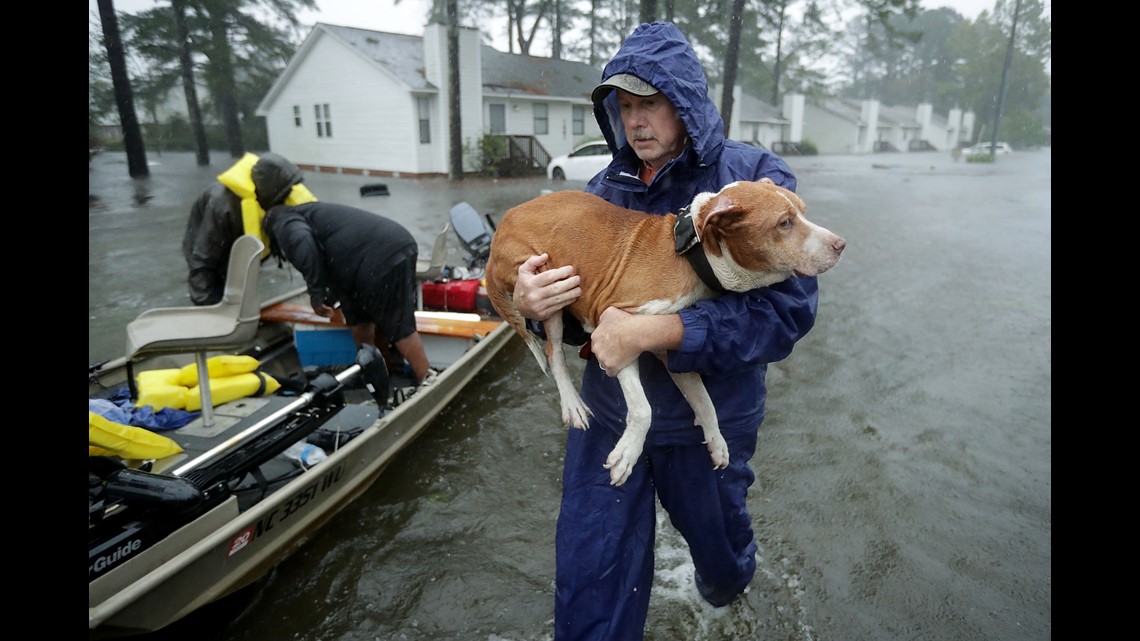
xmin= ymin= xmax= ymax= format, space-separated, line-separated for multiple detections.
xmin=834 ymin=237 xmax=847 ymax=254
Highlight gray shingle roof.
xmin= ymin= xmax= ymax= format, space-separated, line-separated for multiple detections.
xmin=738 ymin=93 xmax=788 ymax=124
xmin=875 ymin=103 xmax=921 ymax=127
xmin=321 ymin=23 xmax=601 ymax=101
xmin=808 ymin=98 xmax=866 ymax=124
xmin=482 ymin=49 xmax=601 ymax=99
xmin=322 ymin=24 xmax=435 ymax=90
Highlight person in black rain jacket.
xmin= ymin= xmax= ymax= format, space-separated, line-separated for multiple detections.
xmin=262 ymin=202 xmax=435 ymax=385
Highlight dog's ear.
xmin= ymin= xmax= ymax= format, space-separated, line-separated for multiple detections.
xmin=698 ymin=194 xmax=747 ymax=257
xmin=758 ymin=177 xmax=774 ymax=185
xmin=701 ymin=194 xmax=745 ymax=226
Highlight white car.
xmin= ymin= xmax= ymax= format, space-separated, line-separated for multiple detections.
xmin=547 ymin=141 xmax=612 ymax=181
xmin=965 ymin=141 xmax=1013 ymax=155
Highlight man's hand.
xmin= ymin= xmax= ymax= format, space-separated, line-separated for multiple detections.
xmin=514 ymin=253 xmax=582 ymax=321
xmin=592 ymin=307 xmax=683 ymax=375
xmin=311 ymin=302 xmax=335 ymax=318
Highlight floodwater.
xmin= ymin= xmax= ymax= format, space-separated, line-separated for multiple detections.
xmin=89 ymin=148 xmax=1051 ymax=641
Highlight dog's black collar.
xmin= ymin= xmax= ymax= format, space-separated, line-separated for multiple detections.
xmin=673 ymin=205 xmax=726 ymax=293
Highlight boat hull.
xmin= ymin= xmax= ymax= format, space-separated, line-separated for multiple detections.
xmin=89 ymin=292 xmax=513 ymax=637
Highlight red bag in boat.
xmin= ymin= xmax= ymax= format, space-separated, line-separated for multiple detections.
xmin=422 ymin=279 xmax=480 ymax=312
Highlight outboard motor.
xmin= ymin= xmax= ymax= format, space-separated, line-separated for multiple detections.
xmin=449 ymin=202 xmax=495 ymax=270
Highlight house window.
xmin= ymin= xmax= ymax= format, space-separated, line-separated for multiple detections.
xmin=417 ymin=97 xmax=431 ymax=143
xmin=489 ymin=104 xmax=506 ymax=134
xmin=533 ymin=103 xmax=548 ymax=135
xmin=572 ymin=106 xmax=585 ymax=135
xmin=293 ymin=106 xmax=302 ymax=127
xmin=314 ymin=103 xmax=332 ymax=137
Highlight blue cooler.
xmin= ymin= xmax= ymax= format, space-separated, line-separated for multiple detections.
xmin=294 ymin=326 xmax=357 ymax=367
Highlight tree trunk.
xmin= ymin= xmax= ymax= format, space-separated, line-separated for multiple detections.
xmin=640 ymin=0 xmax=657 ymax=23
xmin=551 ymin=0 xmax=562 ymax=60
xmin=172 ymin=0 xmax=210 ymax=166
xmin=588 ymin=0 xmax=600 ymax=66
xmin=513 ymin=0 xmax=548 ymax=56
xmin=206 ymin=3 xmax=244 ymax=158
xmin=721 ymin=0 xmax=746 ymax=139
xmin=505 ymin=0 xmax=515 ymax=54
xmin=991 ymin=0 xmax=1022 ymax=156
xmin=97 ymin=0 xmax=149 ymax=178
xmin=769 ymin=1 xmax=787 ymax=106
xmin=447 ymin=0 xmax=463 ymax=180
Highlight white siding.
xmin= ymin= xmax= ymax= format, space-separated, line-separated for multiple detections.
xmin=801 ymin=104 xmax=862 ymax=155
xmin=545 ymin=101 xmax=578 ymax=151
xmin=711 ymin=85 xmax=743 ymax=144
xmin=480 ymin=96 xmax=602 ymax=161
xmin=858 ymin=100 xmax=880 ymax=154
xmin=752 ymin=123 xmax=784 ymax=149
xmin=876 ymin=124 xmax=904 ymax=151
xmin=424 ymin=25 xmax=484 ymax=173
xmin=783 ymin=94 xmax=804 ymax=143
xmin=263 ymin=31 xmax=427 ymax=175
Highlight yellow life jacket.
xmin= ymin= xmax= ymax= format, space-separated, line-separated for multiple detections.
xmin=135 ymin=355 xmax=281 ymax=411
xmin=175 ymin=354 xmax=260 ymax=387
xmin=216 ymin=152 xmax=318 ymax=259
xmin=89 ymin=411 xmax=184 ymax=460
xmin=183 ymin=372 xmax=282 ymax=412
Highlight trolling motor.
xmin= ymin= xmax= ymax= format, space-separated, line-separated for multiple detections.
xmin=354 ymin=343 xmax=390 ymax=407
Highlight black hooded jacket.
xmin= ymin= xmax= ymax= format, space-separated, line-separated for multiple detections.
xmin=181 ymin=152 xmax=304 ymax=305
xmin=261 ymin=202 xmax=418 ymax=315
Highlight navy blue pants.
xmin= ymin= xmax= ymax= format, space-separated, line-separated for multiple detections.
xmin=553 ymin=421 xmax=759 ymax=641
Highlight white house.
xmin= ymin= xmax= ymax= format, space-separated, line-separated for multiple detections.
xmin=104 ymin=20 xmax=980 ymax=164
xmin=255 ymin=22 xmax=604 ymax=178
xmin=874 ymin=102 xmax=924 ymax=151
xmin=712 ymin=84 xmax=791 ymax=150
xmin=797 ymin=96 xmax=975 ymax=155
xmin=800 ymin=97 xmax=870 ymax=155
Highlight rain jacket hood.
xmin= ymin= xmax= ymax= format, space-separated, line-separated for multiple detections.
xmin=593 ymin=21 xmax=724 ymax=168
xmin=250 ymin=152 xmax=304 ymax=210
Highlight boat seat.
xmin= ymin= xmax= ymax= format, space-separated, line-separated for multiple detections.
xmin=125 ymin=235 xmax=265 ymax=428
xmin=415 ymin=222 xmax=450 ymax=310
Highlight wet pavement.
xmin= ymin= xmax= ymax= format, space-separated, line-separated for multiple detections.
xmin=90 ymin=148 xmax=1050 ymax=641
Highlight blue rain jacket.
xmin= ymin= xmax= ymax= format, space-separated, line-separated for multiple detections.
xmin=579 ymin=22 xmax=818 ymax=446
xmin=552 ymin=24 xmax=822 ymax=640
xmin=549 ymin=24 xmax=825 ymax=638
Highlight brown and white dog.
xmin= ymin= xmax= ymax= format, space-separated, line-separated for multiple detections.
xmin=485 ymin=179 xmax=845 ymax=486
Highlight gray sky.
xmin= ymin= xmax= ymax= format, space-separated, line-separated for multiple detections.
xmin=93 ymin=1 xmax=1023 ymax=54
xmin=288 ymin=1 xmax=1009 ymax=42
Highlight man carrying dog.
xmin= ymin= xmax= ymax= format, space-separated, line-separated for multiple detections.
xmin=512 ymin=22 xmax=821 ymax=640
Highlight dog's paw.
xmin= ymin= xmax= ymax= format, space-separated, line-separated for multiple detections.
xmin=602 ymin=454 xmax=634 ymax=486
xmin=603 ymin=439 xmax=643 ymax=486
xmin=562 ymin=398 xmax=593 ymax=430
xmin=705 ymin=432 xmax=730 ymax=470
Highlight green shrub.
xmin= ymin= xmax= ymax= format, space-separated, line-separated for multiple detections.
xmin=464 ymin=135 xmax=509 ymax=177
xmin=965 ymin=152 xmax=995 ymax=164
xmin=95 ymin=118 xmax=268 ymax=154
